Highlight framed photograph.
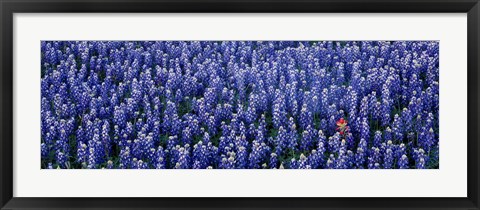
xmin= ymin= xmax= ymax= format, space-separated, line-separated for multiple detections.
xmin=1 ymin=0 xmax=479 ymax=209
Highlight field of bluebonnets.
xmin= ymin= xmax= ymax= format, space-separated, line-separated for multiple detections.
xmin=41 ymin=41 xmax=439 ymax=169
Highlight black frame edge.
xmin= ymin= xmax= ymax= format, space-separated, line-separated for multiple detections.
xmin=1 ymin=0 xmax=479 ymax=210
xmin=0 ymin=0 xmax=478 ymax=13
xmin=1 ymin=0 xmax=13 ymax=209
xmin=468 ymin=1 xmax=480 ymax=209
xmin=1 ymin=197 xmax=479 ymax=210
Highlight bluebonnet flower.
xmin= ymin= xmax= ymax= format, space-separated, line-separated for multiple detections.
xmin=119 ymin=146 xmax=131 ymax=169
xmin=248 ymin=141 xmax=269 ymax=169
xmin=300 ymin=125 xmax=316 ymax=152
xmin=269 ymin=153 xmax=278 ymax=169
xmin=419 ymin=126 xmax=435 ymax=151
xmin=328 ymin=133 xmax=341 ymax=154
xmin=76 ymin=142 xmax=88 ymax=165
xmin=401 ymin=108 xmax=412 ymax=132
xmin=413 ymin=148 xmax=427 ymax=169
xmin=367 ymin=147 xmax=382 ymax=169
xmin=355 ymin=138 xmax=368 ymax=168
xmin=41 ymin=41 xmax=439 ymax=169
xmin=299 ymin=103 xmax=313 ymax=130
xmin=360 ymin=118 xmax=370 ymax=142
xmin=326 ymin=154 xmax=336 ymax=169
xmin=398 ymin=154 xmax=409 ymax=169
xmin=192 ymin=141 xmax=209 ymax=169
xmin=55 ymin=151 xmax=67 ymax=168
xmin=307 ymin=149 xmax=321 ymax=169
xmin=359 ymin=96 xmax=369 ymax=120
xmin=298 ymin=154 xmax=310 ymax=169
xmin=381 ymin=140 xmax=395 ymax=169
xmin=392 ymin=114 xmax=403 ymax=142
xmin=275 ymin=126 xmax=288 ymax=156
xmin=272 ymin=103 xmax=286 ymax=129
xmin=286 ymin=117 xmax=298 ymax=151
xmin=87 ymin=147 xmax=97 ymax=169
xmin=153 ymin=146 xmax=166 ymax=169
xmin=163 ymin=100 xmax=181 ymax=136
xmin=373 ymin=131 xmax=383 ymax=147
xmin=335 ymin=139 xmax=349 ymax=169
xmin=41 ymin=143 xmax=48 ymax=158
xmin=290 ymin=157 xmax=299 ymax=169
xmin=236 ymin=146 xmax=248 ymax=169
xmin=166 ymin=135 xmax=179 ymax=151
xmin=219 ymin=151 xmax=236 ymax=169
xmin=173 ymin=145 xmax=191 ymax=169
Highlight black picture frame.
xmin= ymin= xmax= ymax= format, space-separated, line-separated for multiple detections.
xmin=1 ymin=0 xmax=479 ymax=209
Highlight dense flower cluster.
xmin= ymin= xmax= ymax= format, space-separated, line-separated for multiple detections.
xmin=41 ymin=41 xmax=439 ymax=169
